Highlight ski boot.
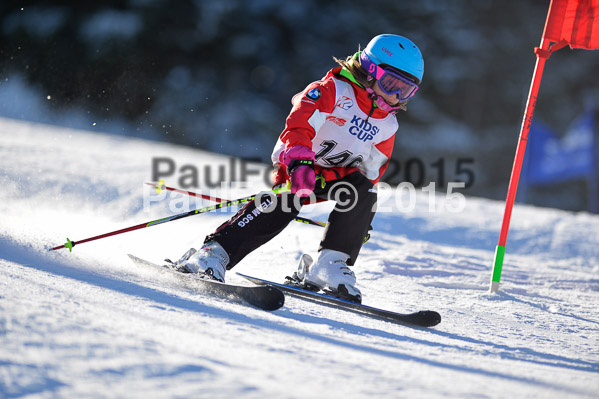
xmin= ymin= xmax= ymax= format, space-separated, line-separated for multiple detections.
xmin=286 ymin=250 xmax=362 ymax=303
xmin=165 ymin=241 xmax=229 ymax=282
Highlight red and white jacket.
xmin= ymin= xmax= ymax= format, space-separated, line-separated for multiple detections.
xmin=272 ymin=66 xmax=398 ymax=185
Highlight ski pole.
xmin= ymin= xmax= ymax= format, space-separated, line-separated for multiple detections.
xmin=146 ymin=180 xmax=327 ymax=228
xmin=49 ymin=188 xmax=290 ymax=253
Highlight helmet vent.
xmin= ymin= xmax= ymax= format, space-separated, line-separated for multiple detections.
xmin=398 ymin=42 xmax=405 ymax=50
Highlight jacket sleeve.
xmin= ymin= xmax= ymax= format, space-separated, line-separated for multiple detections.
xmin=278 ymin=79 xmax=337 ymax=150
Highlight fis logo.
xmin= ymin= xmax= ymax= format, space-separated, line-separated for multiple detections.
xmin=349 ymin=115 xmax=379 ymax=142
xmin=326 ymin=116 xmax=346 ymax=126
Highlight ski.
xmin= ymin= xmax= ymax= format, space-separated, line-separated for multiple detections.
xmin=237 ymin=273 xmax=441 ymax=328
xmin=128 ymin=255 xmax=285 ymax=311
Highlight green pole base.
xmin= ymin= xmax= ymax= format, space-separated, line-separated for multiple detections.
xmin=489 ymin=245 xmax=506 ymax=293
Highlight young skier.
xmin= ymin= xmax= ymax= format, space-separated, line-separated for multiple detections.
xmin=170 ymin=34 xmax=424 ymax=303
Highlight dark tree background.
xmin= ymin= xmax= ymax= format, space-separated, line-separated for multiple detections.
xmin=1 ymin=0 xmax=598 ymax=211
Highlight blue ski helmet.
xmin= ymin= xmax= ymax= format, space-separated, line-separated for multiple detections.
xmin=361 ymin=34 xmax=424 ymax=85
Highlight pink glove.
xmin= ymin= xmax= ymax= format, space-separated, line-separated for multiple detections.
xmin=279 ymin=146 xmax=316 ymax=197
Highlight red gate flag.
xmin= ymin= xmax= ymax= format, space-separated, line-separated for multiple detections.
xmin=543 ymin=0 xmax=599 ymax=49
xmin=490 ymin=0 xmax=599 ymax=293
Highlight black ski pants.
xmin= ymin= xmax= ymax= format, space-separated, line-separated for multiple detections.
xmin=206 ymin=171 xmax=377 ymax=268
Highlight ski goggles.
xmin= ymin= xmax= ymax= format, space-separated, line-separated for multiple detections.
xmin=359 ymin=53 xmax=419 ymax=101
xmin=377 ymin=69 xmax=419 ymax=100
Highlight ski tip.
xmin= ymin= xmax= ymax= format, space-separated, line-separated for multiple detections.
xmin=418 ymin=310 xmax=442 ymax=327
xmin=127 ymin=254 xmax=147 ymax=265
xmin=262 ymin=286 xmax=285 ymax=311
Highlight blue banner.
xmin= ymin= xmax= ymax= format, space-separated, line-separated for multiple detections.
xmin=525 ymin=111 xmax=596 ymax=185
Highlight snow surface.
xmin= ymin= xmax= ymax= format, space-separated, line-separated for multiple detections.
xmin=1 ymin=116 xmax=598 ymax=398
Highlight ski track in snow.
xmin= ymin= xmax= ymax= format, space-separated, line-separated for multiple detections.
xmin=1 ymin=117 xmax=598 ymax=398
